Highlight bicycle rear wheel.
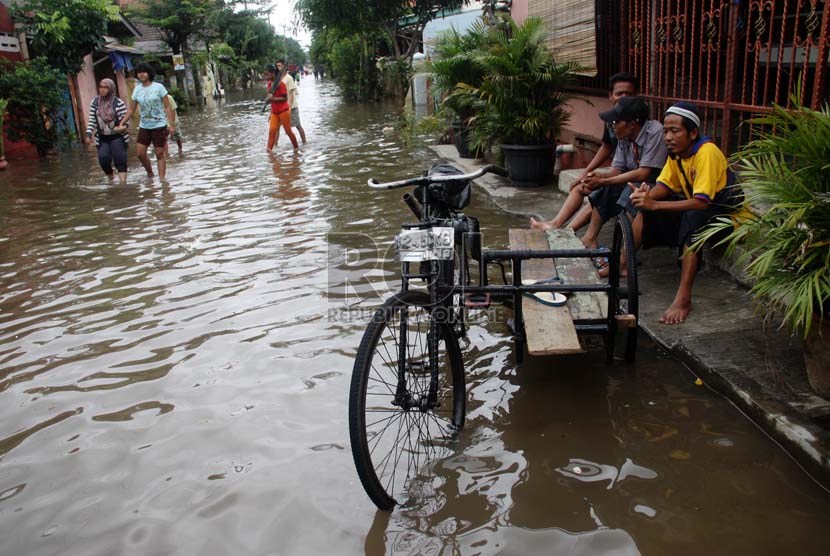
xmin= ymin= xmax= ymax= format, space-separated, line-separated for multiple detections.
xmin=612 ymin=213 xmax=639 ymax=362
xmin=349 ymin=290 xmax=465 ymax=510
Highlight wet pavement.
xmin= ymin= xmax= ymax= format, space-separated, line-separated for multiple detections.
xmin=0 ymin=81 xmax=829 ymax=555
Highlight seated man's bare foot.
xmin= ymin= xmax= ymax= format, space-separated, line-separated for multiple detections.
xmin=659 ymin=299 xmax=692 ymax=324
xmin=530 ymin=217 xmax=558 ymax=231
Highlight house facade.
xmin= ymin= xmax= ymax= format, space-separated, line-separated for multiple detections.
xmin=73 ymin=15 xmax=145 ymax=140
xmin=0 ymin=1 xmax=22 ymax=62
xmin=512 ymin=0 xmax=830 ymax=159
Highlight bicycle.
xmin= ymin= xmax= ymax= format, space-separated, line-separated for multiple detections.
xmin=349 ymin=161 xmax=638 ymax=511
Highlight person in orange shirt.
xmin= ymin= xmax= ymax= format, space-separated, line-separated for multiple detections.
xmin=265 ymin=64 xmax=298 ymax=152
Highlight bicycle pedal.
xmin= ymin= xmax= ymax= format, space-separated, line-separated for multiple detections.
xmin=464 ymin=293 xmax=491 ymax=308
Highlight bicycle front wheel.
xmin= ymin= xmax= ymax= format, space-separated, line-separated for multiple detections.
xmin=349 ymin=290 xmax=466 ymax=511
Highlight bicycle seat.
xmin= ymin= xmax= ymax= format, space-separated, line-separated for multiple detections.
xmin=420 ymin=161 xmax=471 ymax=211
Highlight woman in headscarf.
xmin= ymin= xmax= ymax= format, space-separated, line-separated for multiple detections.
xmin=86 ymin=78 xmax=129 ymax=184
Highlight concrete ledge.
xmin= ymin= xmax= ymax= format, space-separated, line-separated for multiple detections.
xmin=557 ymin=167 xmax=616 ymax=195
xmin=430 ymin=144 xmax=830 ymax=489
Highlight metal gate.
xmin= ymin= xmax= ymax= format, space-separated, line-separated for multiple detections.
xmin=620 ymin=0 xmax=830 ymax=152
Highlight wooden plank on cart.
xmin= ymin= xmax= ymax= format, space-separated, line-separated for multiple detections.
xmin=545 ymin=229 xmax=607 ymax=321
xmin=508 ymin=229 xmax=582 ymax=355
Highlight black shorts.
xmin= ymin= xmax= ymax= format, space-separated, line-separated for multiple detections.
xmin=137 ymin=127 xmax=168 ymax=148
xmin=588 ymin=184 xmax=627 ymax=222
xmin=619 ymin=188 xmax=739 ymax=250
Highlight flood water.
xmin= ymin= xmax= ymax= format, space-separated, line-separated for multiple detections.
xmin=1 ymin=80 xmax=829 ymax=556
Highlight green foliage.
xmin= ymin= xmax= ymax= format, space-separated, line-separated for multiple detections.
xmin=0 ymin=98 xmax=7 ymax=158
xmin=309 ymin=30 xmax=330 ymax=67
xmin=217 ymin=9 xmax=277 ymax=64
xmin=328 ymin=33 xmax=381 ymax=101
xmin=692 ymin=99 xmax=830 ymax=337
xmin=167 ymin=87 xmax=189 ymax=113
xmin=464 ymin=16 xmax=580 ymax=148
xmin=296 ymin=0 xmax=466 ymax=38
xmin=380 ymin=57 xmax=413 ymax=97
xmin=278 ymin=36 xmax=308 ymax=66
xmin=128 ymin=0 xmax=219 ymax=54
xmin=142 ymin=53 xmax=173 ymax=79
xmin=428 ymin=22 xmax=490 ymax=122
xmin=12 ymin=0 xmax=120 ymax=75
xmin=0 ymin=58 xmax=66 ymax=156
xmin=297 ymin=0 xmax=466 ymax=100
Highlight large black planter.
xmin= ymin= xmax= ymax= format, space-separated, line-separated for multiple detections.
xmin=501 ymin=143 xmax=555 ymax=187
xmin=451 ymin=123 xmax=477 ymax=159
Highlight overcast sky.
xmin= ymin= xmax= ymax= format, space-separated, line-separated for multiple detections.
xmin=269 ymin=0 xmax=312 ymax=49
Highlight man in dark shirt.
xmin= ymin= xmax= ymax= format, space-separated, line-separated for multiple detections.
xmin=581 ymin=97 xmax=668 ymax=251
xmin=531 ymin=72 xmax=639 ymax=231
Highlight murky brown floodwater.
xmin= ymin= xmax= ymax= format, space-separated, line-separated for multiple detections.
xmin=1 ymin=80 xmax=828 ymax=556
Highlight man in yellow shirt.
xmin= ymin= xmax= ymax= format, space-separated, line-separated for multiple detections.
xmin=623 ymin=102 xmax=744 ymax=324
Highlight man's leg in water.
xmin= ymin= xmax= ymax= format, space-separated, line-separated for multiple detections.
xmin=279 ymin=111 xmax=298 ymax=148
xmin=154 ymin=146 xmax=166 ymax=181
xmin=267 ymin=113 xmax=279 ymax=151
xmin=136 ymin=142 xmax=153 ymax=176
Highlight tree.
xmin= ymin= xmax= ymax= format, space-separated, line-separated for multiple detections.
xmin=217 ymin=9 xmax=278 ymax=64
xmin=13 ymin=0 xmax=120 ymax=75
xmin=277 ymin=35 xmax=307 ymax=66
xmin=295 ymin=0 xmax=466 ymax=98
xmin=12 ymin=0 xmax=120 ymax=143
xmin=128 ymin=0 xmax=222 ymax=101
xmin=0 ymin=58 xmax=67 ymax=156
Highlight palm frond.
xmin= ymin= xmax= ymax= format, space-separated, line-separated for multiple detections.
xmin=693 ymin=99 xmax=830 ymax=337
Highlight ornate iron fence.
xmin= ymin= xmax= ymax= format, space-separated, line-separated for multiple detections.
xmin=618 ymin=0 xmax=830 ymax=152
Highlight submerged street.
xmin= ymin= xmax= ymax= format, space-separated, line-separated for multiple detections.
xmin=1 ymin=80 xmax=829 ymax=555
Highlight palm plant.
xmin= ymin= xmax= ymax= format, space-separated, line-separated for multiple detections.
xmin=693 ymin=100 xmax=830 ymax=340
xmin=463 ymin=16 xmax=580 ymax=150
xmin=428 ymin=22 xmax=490 ymax=123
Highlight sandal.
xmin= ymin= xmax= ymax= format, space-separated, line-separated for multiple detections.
xmin=522 ymin=292 xmax=568 ymax=307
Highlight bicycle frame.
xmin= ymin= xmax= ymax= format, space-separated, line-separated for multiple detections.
xmin=371 ymin=164 xmax=629 ymax=365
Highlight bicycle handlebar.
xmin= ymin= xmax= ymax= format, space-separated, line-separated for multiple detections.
xmin=368 ymin=164 xmax=509 ymax=190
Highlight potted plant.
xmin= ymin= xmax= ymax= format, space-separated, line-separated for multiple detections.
xmin=0 ymin=98 xmax=7 ymax=169
xmin=464 ymin=16 xmax=580 ymax=186
xmin=428 ymin=24 xmax=489 ymax=158
xmin=694 ymin=99 xmax=830 ymax=397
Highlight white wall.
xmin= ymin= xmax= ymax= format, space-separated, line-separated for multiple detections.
xmin=422 ymin=2 xmax=485 ymax=59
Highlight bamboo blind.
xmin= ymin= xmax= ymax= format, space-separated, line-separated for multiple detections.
xmin=528 ymin=0 xmax=598 ymax=76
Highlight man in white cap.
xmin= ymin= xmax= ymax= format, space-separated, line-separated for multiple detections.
xmin=624 ymin=101 xmax=745 ymax=324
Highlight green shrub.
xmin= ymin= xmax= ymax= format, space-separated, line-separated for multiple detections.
xmin=0 ymin=58 xmax=66 ymax=155
xmin=465 ymin=16 xmax=580 ymax=149
xmin=167 ymin=87 xmax=189 ymax=113
xmin=694 ymin=99 xmax=830 ymax=337
xmin=329 ymin=33 xmax=382 ymax=101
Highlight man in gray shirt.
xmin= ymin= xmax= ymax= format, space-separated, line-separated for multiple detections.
xmin=578 ymin=97 xmax=668 ymax=253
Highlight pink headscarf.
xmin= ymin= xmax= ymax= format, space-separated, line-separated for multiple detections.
xmin=97 ymin=78 xmax=117 ymax=124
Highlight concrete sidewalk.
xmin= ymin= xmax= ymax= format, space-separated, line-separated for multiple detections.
xmin=430 ymin=144 xmax=830 ymax=489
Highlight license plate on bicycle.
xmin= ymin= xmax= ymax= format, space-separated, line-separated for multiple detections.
xmin=395 ymin=227 xmax=454 ymax=262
